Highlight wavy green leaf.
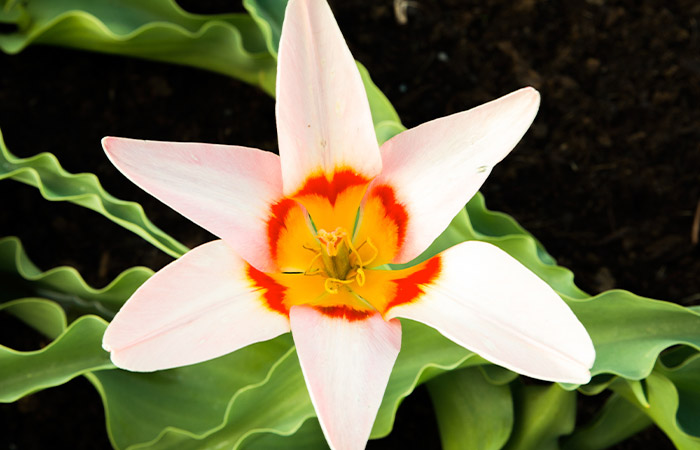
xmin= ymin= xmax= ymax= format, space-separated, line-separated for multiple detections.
xmin=242 ymin=0 xmax=285 ymax=57
xmin=504 ymin=383 xmax=576 ymax=450
xmin=0 ymin=297 xmax=66 ymax=339
xmin=0 ymin=128 xmax=187 ymax=258
xmin=0 ymin=0 xmax=277 ymax=95
xmin=611 ymin=370 xmax=700 ymax=449
xmin=92 ymin=319 xmax=486 ymax=448
xmin=656 ymin=354 xmax=700 ymax=438
xmin=570 ymin=291 xmax=700 ymax=380
xmin=0 ymin=301 xmax=113 ymax=402
xmin=1 ymin=236 xmax=152 ymax=318
xmin=427 ymin=367 xmax=514 ymax=450
xmin=87 ymin=336 xmax=298 ymax=450
xmin=562 ymin=393 xmax=652 ymax=450
xmin=238 ymin=418 xmax=326 ymax=449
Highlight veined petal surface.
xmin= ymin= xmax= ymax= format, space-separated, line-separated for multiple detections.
xmin=103 ymin=137 xmax=283 ymax=272
xmin=276 ymin=0 xmax=381 ymax=197
xmin=290 ymin=305 xmax=401 ymax=450
xmin=374 ymin=87 xmax=541 ymax=263
xmin=386 ymin=241 xmax=595 ymax=384
xmin=103 ymin=240 xmax=290 ymax=371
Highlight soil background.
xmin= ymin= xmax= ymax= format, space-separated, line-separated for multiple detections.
xmin=1 ymin=0 xmax=699 ymax=448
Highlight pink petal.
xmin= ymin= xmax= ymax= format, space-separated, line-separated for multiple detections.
xmin=386 ymin=241 xmax=595 ymax=384
xmin=373 ymin=87 xmax=541 ymax=263
xmin=290 ymin=305 xmax=401 ymax=450
xmin=276 ymin=0 xmax=381 ymax=196
xmin=102 ymin=137 xmax=283 ymax=272
xmin=103 ymin=240 xmax=290 ymax=371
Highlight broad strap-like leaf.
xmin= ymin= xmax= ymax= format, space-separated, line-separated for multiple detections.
xmin=610 ymin=369 xmax=700 ymax=449
xmin=562 ymin=393 xmax=652 ymax=450
xmin=655 ymin=354 xmax=700 ymax=439
xmin=503 ymin=382 xmax=576 ymax=450
xmin=0 ymin=303 xmax=113 ymax=402
xmin=0 ymin=236 xmax=152 ymax=317
xmin=427 ymin=367 xmax=514 ymax=450
xmin=0 ymin=128 xmax=187 ymax=258
xmin=0 ymin=0 xmax=277 ymax=95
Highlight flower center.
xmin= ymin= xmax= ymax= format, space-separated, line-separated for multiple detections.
xmin=305 ymin=227 xmax=378 ymax=294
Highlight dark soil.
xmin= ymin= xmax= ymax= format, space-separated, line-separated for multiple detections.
xmin=1 ymin=0 xmax=698 ymax=448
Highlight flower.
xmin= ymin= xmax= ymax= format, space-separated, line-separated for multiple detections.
xmin=101 ymin=0 xmax=595 ymax=448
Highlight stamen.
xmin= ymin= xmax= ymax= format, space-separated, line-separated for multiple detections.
xmin=303 ymin=252 xmax=323 ymax=276
xmin=355 ymin=267 xmax=366 ymax=286
xmin=363 ymin=238 xmax=379 ymax=267
xmin=308 ymin=228 xmax=380 ymax=297
xmin=324 ymin=276 xmax=355 ymax=294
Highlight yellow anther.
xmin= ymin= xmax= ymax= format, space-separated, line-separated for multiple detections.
xmin=324 ymin=276 xmax=355 ymax=294
xmin=307 ymin=228 xmax=380 ymax=295
xmin=324 ymin=278 xmax=339 ymax=294
xmin=355 ymin=267 xmax=366 ymax=287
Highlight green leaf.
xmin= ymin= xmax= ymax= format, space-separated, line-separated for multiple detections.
xmin=0 ymin=297 xmax=66 ymax=339
xmin=0 ymin=128 xmax=187 ymax=258
xmin=562 ymin=393 xmax=652 ymax=450
xmin=94 ymin=320 xmax=485 ymax=448
xmin=88 ymin=338 xmax=308 ymax=449
xmin=611 ymin=370 xmax=700 ymax=449
xmin=504 ymin=383 xmax=576 ymax=450
xmin=656 ymin=353 xmax=700 ymax=438
xmin=0 ymin=304 xmax=113 ymax=402
xmin=238 ymin=418 xmax=326 ymax=449
xmin=242 ymin=0 xmax=286 ymax=57
xmin=0 ymin=0 xmax=278 ymax=95
xmin=0 ymin=236 xmax=152 ymax=318
xmin=570 ymin=290 xmax=700 ymax=380
xmin=372 ymin=319 xmax=489 ymax=438
xmin=427 ymin=367 xmax=514 ymax=450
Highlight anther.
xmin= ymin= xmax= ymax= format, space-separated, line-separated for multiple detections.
xmin=324 ymin=276 xmax=355 ymax=294
xmin=355 ymin=268 xmax=366 ymax=286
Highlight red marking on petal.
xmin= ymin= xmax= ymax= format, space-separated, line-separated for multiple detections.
xmin=371 ymin=185 xmax=408 ymax=248
xmin=315 ymin=305 xmax=372 ymax=322
xmin=386 ymin=256 xmax=442 ymax=311
xmin=246 ymin=264 xmax=289 ymax=316
xmin=267 ymin=198 xmax=297 ymax=262
xmin=295 ymin=169 xmax=369 ymax=206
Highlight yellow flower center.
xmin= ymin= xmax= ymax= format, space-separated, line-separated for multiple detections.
xmin=305 ymin=227 xmax=378 ymax=295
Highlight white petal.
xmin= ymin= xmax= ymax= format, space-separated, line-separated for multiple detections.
xmin=290 ymin=305 xmax=401 ymax=450
xmin=374 ymin=87 xmax=541 ymax=263
xmin=387 ymin=241 xmax=595 ymax=383
xmin=103 ymin=137 xmax=283 ymax=272
xmin=276 ymin=0 xmax=381 ymax=196
xmin=103 ymin=240 xmax=290 ymax=371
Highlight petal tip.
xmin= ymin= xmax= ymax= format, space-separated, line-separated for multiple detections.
xmin=101 ymin=136 xmax=114 ymax=152
xmin=516 ymin=86 xmax=541 ymax=110
xmin=563 ymin=367 xmax=592 ymax=385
